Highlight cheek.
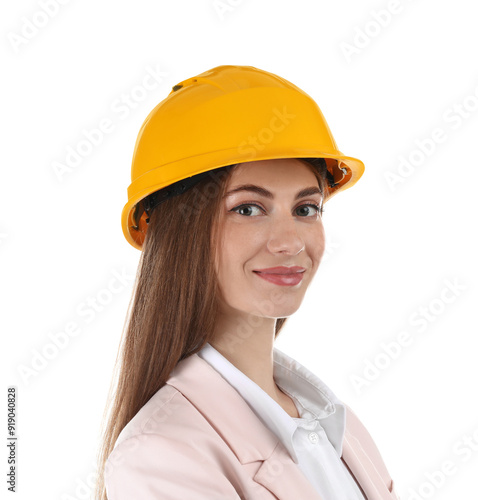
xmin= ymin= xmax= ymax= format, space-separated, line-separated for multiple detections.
xmin=220 ymin=240 xmax=244 ymax=277
xmin=216 ymin=222 xmax=259 ymax=277
xmin=312 ymin=226 xmax=326 ymax=261
xmin=215 ymin=224 xmax=240 ymax=277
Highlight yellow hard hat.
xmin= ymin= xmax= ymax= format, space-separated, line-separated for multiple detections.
xmin=121 ymin=64 xmax=365 ymax=250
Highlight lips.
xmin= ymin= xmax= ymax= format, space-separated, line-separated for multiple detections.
xmin=253 ymin=268 xmax=305 ymax=286
xmin=253 ymin=266 xmax=306 ymax=275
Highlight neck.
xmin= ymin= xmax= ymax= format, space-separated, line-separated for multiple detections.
xmin=210 ymin=310 xmax=285 ymax=403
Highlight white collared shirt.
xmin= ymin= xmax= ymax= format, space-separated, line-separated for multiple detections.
xmin=197 ymin=342 xmax=367 ymax=500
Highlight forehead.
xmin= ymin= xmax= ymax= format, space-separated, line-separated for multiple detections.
xmin=226 ymin=158 xmax=319 ymax=186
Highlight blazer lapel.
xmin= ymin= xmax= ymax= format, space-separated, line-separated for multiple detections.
xmin=167 ymin=353 xmax=324 ymax=499
xmin=341 ymin=429 xmax=394 ymax=500
xmin=253 ymin=440 xmax=324 ymax=500
xmin=167 ymin=353 xmax=394 ymax=500
xmin=254 ymin=425 xmax=394 ymax=500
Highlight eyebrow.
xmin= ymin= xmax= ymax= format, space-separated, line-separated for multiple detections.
xmin=224 ymin=184 xmax=323 ymax=201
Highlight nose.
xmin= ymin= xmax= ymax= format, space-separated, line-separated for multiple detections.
xmin=266 ymin=216 xmax=306 ymax=255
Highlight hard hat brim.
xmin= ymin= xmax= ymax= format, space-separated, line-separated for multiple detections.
xmin=121 ymin=149 xmax=364 ymax=250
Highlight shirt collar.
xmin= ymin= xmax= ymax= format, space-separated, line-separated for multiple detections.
xmin=197 ymin=342 xmax=346 ymax=463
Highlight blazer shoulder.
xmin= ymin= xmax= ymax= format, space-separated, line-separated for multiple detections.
xmin=112 ymin=384 xmax=178 ymax=447
xmin=105 ymin=385 xmax=244 ymax=499
xmin=105 ymin=431 xmax=242 ymax=500
xmin=113 ymin=382 xmax=217 ymax=449
xmin=343 ymin=402 xmax=387 ymax=453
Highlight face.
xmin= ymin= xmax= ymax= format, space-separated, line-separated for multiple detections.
xmin=212 ymin=158 xmax=326 ymax=321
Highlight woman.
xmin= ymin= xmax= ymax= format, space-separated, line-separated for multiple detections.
xmin=95 ymin=65 xmax=400 ymax=500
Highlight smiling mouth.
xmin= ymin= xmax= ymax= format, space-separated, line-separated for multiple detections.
xmin=253 ymin=266 xmax=306 ymax=275
xmin=253 ymin=270 xmax=305 ymax=275
xmin=252 ymin=270 xmax=305 ymax=286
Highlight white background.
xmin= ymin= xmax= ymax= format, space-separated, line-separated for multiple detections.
xmin=2 ymin=1 xmax=478 ymax=499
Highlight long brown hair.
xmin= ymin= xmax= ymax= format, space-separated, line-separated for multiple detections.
xmin=94 ymin=158 xmax=329 ymax=500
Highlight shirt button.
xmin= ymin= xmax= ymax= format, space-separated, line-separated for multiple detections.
xmin=308 ymin=432 xmax=319 ymax=444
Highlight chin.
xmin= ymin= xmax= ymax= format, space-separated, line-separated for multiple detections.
xmin=252 ymin=302 xmax=302 ymax=319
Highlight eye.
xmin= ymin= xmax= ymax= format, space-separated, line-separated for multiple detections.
xmin=230 ymin=203 xmax=324 ymax=217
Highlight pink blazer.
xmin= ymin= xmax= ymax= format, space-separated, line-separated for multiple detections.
xmin=105 ymin=352 xmax=401 ymax=500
